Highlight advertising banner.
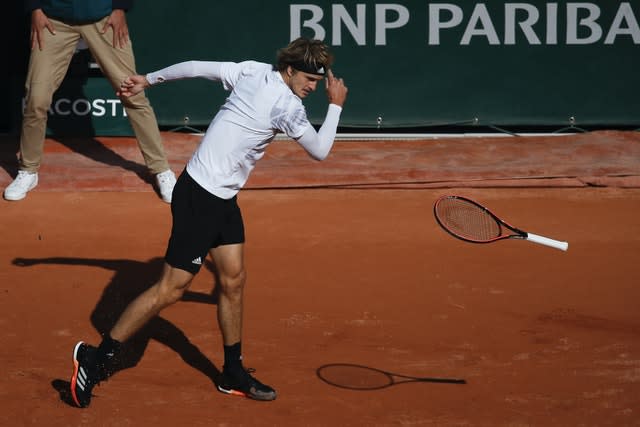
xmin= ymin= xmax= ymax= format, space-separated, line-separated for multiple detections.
xmin=34 ymin=1 xmax=640 ymax=135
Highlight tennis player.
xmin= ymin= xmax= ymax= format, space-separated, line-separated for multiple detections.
xmin=69 ymin=37 xmax=348 ymax=407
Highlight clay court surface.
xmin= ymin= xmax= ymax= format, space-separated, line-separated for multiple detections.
xmin=1 ymin=131 xmax=639 ymax=426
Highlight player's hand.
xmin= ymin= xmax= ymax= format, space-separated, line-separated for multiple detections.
xmin=102 ymin=9 xmax=129 ymax=48
xmin=31 ymin=9 xmax=56 ymax=51
xmin=325 ymin=69 xmax=348 ymax=107
xmin=117 ymin=75 xmax=149 ymax=97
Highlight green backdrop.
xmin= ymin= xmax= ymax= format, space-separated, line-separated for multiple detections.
xmin=128 ymin=0 xmax=640 ymax=130
xmin=4 ymin=1 xmax=639 ymax=135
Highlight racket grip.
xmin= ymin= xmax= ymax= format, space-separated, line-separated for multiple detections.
xmin=526 ymin=233 xmax=568 ymax=251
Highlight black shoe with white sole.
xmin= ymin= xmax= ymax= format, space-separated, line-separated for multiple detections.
xmin=217 ymin=367 xmax=277 ymax=401
xmin=70 ymin=341 xmax=103 ymax=408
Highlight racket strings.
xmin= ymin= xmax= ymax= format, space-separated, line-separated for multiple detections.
xmin=436 ymin=198 xmax=501 ymax=241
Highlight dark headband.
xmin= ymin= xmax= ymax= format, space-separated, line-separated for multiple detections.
xmin=289 ymin=61 xmax=326 ymax=76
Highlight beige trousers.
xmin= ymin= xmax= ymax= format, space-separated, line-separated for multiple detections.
xmin=20 ymin=16 xmax=169 ymax=174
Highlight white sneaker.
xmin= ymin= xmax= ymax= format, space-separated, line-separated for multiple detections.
xmin=4 ymin=171 xmax=38 ymax=201
xmin=156 ymin=170 xmax=176 ymax=203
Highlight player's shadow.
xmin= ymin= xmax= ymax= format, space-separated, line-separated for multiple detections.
xmin=12 ymin=256 xmax=221 ymax=406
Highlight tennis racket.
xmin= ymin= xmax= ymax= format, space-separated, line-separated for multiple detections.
xmin=316 ymin=363 xmax=466 ymax=390
xmin=434 ymin=195 xmax=568 ymax=251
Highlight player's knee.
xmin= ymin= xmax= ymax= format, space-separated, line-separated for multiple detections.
xmin=164 ymin=287 xmax=186 ymax=305
xmin=157 ymin=278 xmax=191 ymax=306
xmin=219 ymin=269 xmax=246 ymax=297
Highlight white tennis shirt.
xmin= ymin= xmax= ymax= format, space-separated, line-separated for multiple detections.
xmin=146 ymin=60 xmax=342 ymax=199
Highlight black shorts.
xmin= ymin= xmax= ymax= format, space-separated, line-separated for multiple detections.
xmin=165 ymin=171 xmax=245 ymax=274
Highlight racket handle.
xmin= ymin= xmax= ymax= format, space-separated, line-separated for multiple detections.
xmin=526 ymin=233 xmax=569 ymax=251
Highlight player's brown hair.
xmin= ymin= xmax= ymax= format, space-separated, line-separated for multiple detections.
xmin=276 ymin=38 xmax=334 ymax=75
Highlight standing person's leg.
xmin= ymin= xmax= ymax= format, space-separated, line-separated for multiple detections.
xmin=211 ymin=243 xmax=277 ymax=401
xmin=79 ymin=18 xmax=176 ymax=202
xmin=4 ymin=19 xmax=80 ymax=201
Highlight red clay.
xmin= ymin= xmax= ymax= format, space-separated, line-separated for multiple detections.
xmin=1 ymin=132 xmax=639 ymax=426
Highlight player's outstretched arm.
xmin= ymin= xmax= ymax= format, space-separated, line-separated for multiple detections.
xmin=118 ymin=61 xmax=228 ymax=98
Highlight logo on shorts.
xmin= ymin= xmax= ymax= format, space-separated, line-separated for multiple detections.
xmin=191 ymin=257 xmax=202 ymax=265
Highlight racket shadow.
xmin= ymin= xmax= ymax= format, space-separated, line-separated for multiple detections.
xmin=316 ymin=363 xmax=466 ymax=391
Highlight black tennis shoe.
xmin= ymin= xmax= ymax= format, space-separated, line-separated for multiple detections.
xmin=217 ymin=367 xmax=277 ymax=401
xmin=70 ymin=341 xmax=103 ymax=408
